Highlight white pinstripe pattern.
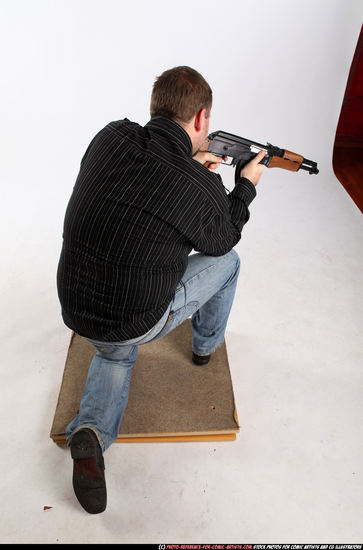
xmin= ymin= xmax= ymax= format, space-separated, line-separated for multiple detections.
xmin=57 ymin=116 xmax=256 ymax=341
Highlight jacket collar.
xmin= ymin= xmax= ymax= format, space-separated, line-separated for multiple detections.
xmin=145 ymin=116 xmax=193 ymax=156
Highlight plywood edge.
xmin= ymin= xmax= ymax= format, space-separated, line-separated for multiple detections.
xmin=49 ymin=331 xmax=76 ymax=438
xmin=51 ymin=432 xmax=237 ymax=444
xmin=114 ymin=434 xmax=237 ymax=443
xmin=233 ymin=400 xmax=240 ymax=428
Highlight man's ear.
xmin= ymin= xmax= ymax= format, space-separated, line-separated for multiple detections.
xmin=194 ymin=109 xmax=207 ymax=133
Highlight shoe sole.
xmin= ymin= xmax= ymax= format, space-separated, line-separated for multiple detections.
xmin=71 ymin=429 xmax=99 ymax=459
xmin=70 ymin=430 xmax=106 ymax=514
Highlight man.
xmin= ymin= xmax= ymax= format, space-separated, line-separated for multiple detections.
xmin=56 ymin=66 xmax=266 ymax=514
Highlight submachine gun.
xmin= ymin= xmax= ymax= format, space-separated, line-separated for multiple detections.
xmin=208 ymin=131 xmax=319 ymax=175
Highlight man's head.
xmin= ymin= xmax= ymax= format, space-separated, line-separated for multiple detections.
xmin=150 ymin=66 xmax=212 ymax=154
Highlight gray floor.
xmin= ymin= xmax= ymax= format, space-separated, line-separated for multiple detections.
xmin=1 ymin=167 xmax=362 ymax=543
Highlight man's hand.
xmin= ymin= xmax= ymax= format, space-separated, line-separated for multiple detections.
xmin=193 ymin=151 xmax=225 ymax=171
xmin=241 ymin=150 xmax=267 ymax=186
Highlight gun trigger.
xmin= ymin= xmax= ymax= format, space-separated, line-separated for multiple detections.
xmin=221 ymin=157 xmax=235 ymax=166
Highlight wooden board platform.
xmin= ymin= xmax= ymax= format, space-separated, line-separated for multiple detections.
xmin=50 ymin=319 xmax=240 ymax=443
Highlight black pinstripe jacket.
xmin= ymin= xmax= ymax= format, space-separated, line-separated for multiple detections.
xmin=56 ymin=116 xmax=256 ymax=341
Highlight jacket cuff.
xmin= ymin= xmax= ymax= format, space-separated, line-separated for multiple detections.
xmin=234 ymin=177 xmax=257 ymax=206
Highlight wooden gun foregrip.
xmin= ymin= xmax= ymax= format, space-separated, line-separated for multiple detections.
xmin=268 ymin=150 xmax=304 ymax=171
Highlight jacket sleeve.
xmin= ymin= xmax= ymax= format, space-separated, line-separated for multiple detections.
xmin=190 ymin=176 xmax=257 ymax=257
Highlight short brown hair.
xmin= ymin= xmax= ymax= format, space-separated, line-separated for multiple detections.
xmin=150 ymin=66 xmax=212 ymax=124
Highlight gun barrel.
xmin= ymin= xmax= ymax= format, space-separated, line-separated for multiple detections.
xmin=299 ymin=158 xmax=319 ymax=175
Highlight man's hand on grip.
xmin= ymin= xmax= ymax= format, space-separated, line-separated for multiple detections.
xmin=241 ymin=150 xmax=267 ymax=186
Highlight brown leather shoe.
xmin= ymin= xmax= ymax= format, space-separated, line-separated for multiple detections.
xmin=70 ymin=428 xmax=106 ymax=514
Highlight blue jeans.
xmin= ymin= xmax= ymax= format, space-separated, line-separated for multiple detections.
xmin=66 ymin=249 xmax=240 ymax=452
